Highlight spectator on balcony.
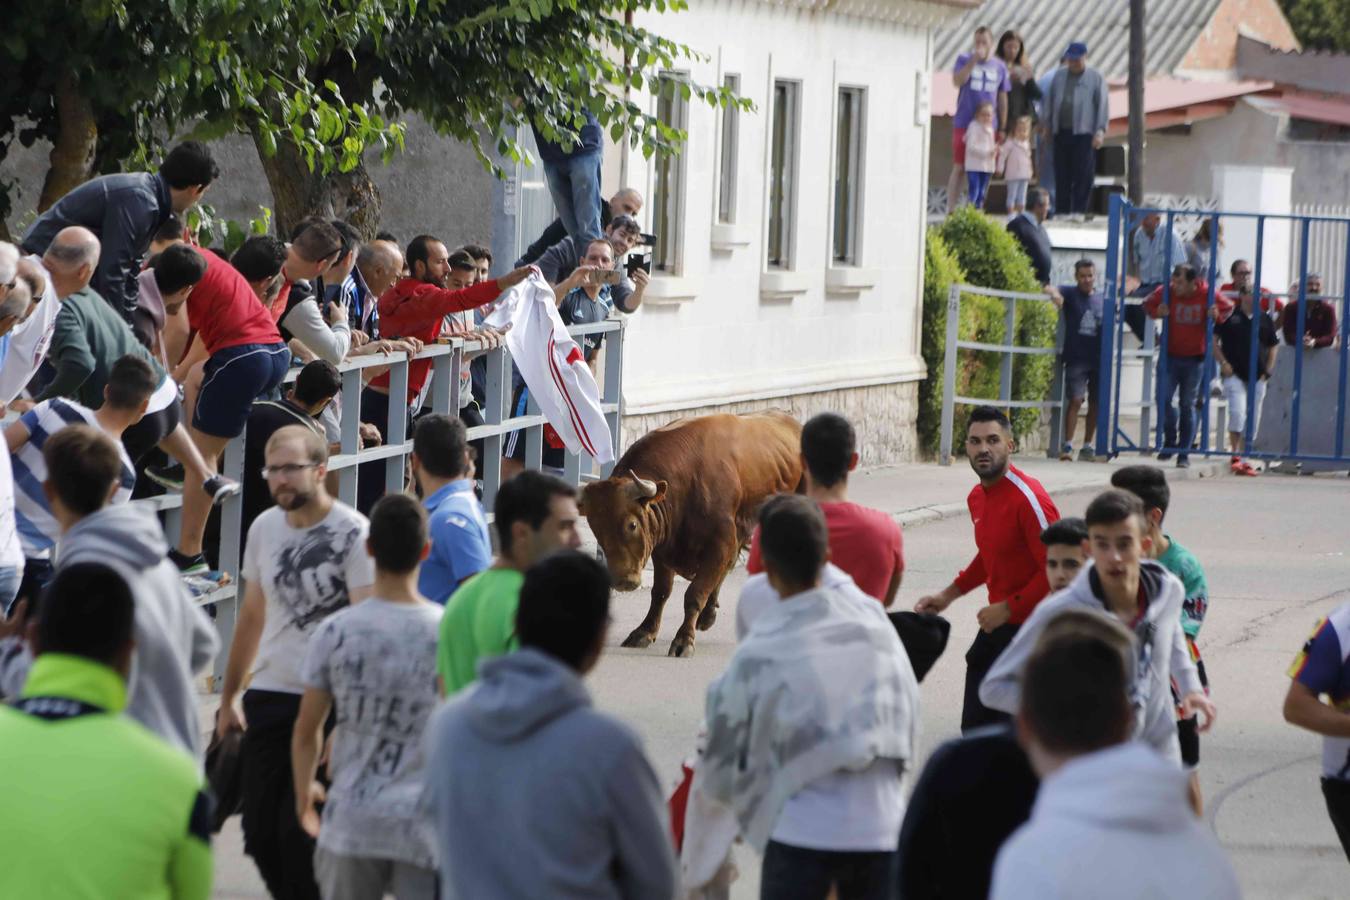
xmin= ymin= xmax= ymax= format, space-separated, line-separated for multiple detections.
xmin=316 ymin=220 xmax=369 ymax=343
xmin=517 ymin=189 xmax=643 ymax=267
xmin=532 ymin=214 xmax=647 ymax=315
xmin=964 ymin=103 xmax=998 ymax=211
xmin=1041 ymin=42 xmax=1108 ymax=220
xmin=1126 ymin=212 xmax=1187 ymax=344
xmin=947 ymin=26 xmax=1010 ymax=213
xmin=1281 ymin=273 xmax=1338 ymax=349
xmin=998 ymin=116 xmax=1035 ymax=215
xmin=1034 ymin=58 xmax=1065 ymax=213
xmin=1144 ymin=264 xmax=1211 ymax=468
xmin=21 ymin=141 xmax=218 ymax=321
xmin=459 ymin=243 xmax=494 ymax=285
xmin=1007 ymin=188 xmax=1053 ymax=287
xmin=996 ymin=30 xmax=1041 ymax=132
xmin=1185 ymin=220 xmax=1222 ymax=277
xmin=532 ymin=112 xmax=605 ymax=246
xmin=276 ymin=219 xmax=348 ymax=365
xmin=352 ymin=239 xmax=404 ymax=339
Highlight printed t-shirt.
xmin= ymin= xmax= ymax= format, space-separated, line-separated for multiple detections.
xmin=302 ymin=597 xmax=442 ymax=868
xmin=1156 ymin=537 xmax=1208 ymax=640
xmin=242 ymin=502 xmax=375 ymax=694
xmin=186 ymin=248 xmax=283 ymax=355
xmin=436 ymin=568 xmax=524 ymax=695
xmin=953 ymin=54 xmax=1011 ymax=129
xmin=1143 ymin=281 xmax=1210 ymax=358
xmin=747 ymin=501 xmax=904 ymax=603
xmin=1057 ymin=286 xmax=1104 ymax=367
xmin=1289 ymin=603 xmax=1350 ymax=780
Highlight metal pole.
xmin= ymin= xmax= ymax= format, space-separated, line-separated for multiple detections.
xmin=999 ymin=297 xmax=1016 ymax=406
xmin=1096 ymin=193 xmax=1124 ymax=458
xmin=1290 ymin=219 xmax=1311 ymax=457
xmin=939 ymin=284 xmax=961 ymax=465
xmin=1127 ymin=0 xmax=1146 ymax=204
xmin=1335 ymin=225 xmax=1350 ymax=459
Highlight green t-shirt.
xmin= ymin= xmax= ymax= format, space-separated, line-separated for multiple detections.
xmin=1158 ymin=536 xmax=1209 ymax=639
xmin=437 ymin=567 xmax=525 ymax=695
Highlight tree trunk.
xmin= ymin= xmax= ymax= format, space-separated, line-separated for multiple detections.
xmin=250 ymin=128 xmax=382 ymax=240
xmin=37 ymin=70 xmax=98 ymax=213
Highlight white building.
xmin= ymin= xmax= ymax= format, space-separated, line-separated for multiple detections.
xmin=517 ymin=0 xmax=973 ymax=462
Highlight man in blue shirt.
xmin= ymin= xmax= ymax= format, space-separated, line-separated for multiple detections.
xmin=411 ymin=414 xmax=491 ymax=604
xmin=1050 ymin=259 xmax=1105 ymax=460
xmin=1125 ymin=212 xmax=1187 ymax=343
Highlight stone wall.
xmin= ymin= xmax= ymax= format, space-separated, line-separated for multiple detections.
xmin=620 ymin=381 xmax=921 ymax=465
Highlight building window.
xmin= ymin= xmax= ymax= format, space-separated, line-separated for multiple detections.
xmin=833 ymin=87 xmax=865 ymax=265
xmin=717 ymin=74 xmax=740 ymax=224
xmin=768 ymin=79 xmax=800 ymax=269
xmin=652 ymin=73 xmax=689 ymax=273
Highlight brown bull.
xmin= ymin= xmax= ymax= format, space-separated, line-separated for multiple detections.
xmin=579 ymin=411 xmax=802 ymax=657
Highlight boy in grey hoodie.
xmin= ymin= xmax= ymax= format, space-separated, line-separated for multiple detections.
xmin=424 ymin=550 xmax=677 ymax=900
xmin=981 ymin=489 xmax=1216 ymax=763
xmin=42 ymin=425 xmax=217 ymax=757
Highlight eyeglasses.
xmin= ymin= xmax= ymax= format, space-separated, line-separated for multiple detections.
xmin=261 ymin=462 xmax=319 ymax=479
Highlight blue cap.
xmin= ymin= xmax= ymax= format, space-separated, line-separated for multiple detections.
xmin=1064 ymin=42 xmax=1088 ymax=60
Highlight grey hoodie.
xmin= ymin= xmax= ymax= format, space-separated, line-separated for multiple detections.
xmin=424 ymin=648 xmax=677 ymax=900
xmin=980 ymin=560 xmax=1201 ymax=764
xmin=58 ymin=503 xmax=219 ymax=757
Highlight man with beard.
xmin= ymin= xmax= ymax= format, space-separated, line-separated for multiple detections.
xmin=215 ymin=425 xmax=375 ymax=900
xmin=915 ymin=406 xmax=1060 ymax=731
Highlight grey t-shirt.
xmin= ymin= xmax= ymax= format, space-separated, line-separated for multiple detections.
xmin=301 ymin=597 xmax=443 ymax=868
xmin=1059 ymin=71 xmax=1082 ymax=133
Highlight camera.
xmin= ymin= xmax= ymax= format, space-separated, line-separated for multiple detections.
xmin=626 ymin=232 xmax=655 ymax=279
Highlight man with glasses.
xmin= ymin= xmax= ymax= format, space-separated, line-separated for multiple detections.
xmin=215 ymin=424 xmax=375 ymax=899
xmin=1217 ymin=259 xmax=1280 ymax=322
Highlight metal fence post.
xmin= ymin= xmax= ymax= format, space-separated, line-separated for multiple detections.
xmin=385 ymin=355 xmax=410 ymax=494
xmin=1247 ymin=216 xmax=1266 ymax=454
xmin=939 ymin=284 xmax=961 ymax=464
xmin=337 ymin=366 xmax=362 ymax=506
xmin=1097 ymin=192 xmax=1123 ymax=459
xmin=602 ymin=323 xmax=624 ymax=476
xmin=1290 ymin=218 xmax=1312 ymax=457
xmin=1046 ymin=315 xmax=1066 ymax=458
xmin=1336 ymin=226 xmax=1350 ymax=459
xmin=481 ymin=348 xmax=507 ymax=511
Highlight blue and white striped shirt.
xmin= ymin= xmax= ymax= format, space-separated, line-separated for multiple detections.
xmin=12 ymin=398 xmax=135 ymax=559
xmin=1132 ymin=224 xmax=1188 ymax=286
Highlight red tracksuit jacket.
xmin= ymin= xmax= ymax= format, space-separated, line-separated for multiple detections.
xmin=953 ymin=464 xmax=1060 ymax=624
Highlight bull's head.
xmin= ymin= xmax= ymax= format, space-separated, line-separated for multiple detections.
xmin=579 ymin=471 xmax=668 ymax=591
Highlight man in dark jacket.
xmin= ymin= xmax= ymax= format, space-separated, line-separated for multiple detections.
xmin=21 ymin=142 xmax=218 ymax=322
xmin=1007 ymin=188 xmax=1054 ymax=286
xmin=516 ymin=187 xmax=644 ymax=266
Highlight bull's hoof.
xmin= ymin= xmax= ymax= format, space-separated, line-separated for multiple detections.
xmin=696 ymin=602 xmax=718 ymax=631
xmin=667 ymin=634 xmax=696 ymax=658
xmin=621 ymin=628 xmax=657 ymax=649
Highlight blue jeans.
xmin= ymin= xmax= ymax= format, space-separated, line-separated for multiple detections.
xmin=966 ymin=171 xmax=991 ymax=209
xmin=1158 ymin=355 xmax=1204 ymax=454
xmin=0 ymin=564 xmax=20 ymax=617
xmin=760 ymin=841 xmax=898 ymax=900
xmin=543 ymin=150 xmax=603 ymax=243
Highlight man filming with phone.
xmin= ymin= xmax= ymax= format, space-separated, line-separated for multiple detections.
xmin=535 ymin=215 xmax=647 ymax=315
xmin=553 ymin=238 xmax=648 ymax=366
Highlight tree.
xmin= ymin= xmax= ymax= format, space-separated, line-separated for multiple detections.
xmin=1278 ymin=0 xmax=1350 ymax=53
xmin=1 ymin=0 xmax=744 ymax=239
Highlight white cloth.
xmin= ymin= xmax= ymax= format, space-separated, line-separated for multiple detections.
xmin=482 ymin=274 xmax=614 ymax=465
xmin=0 ymin=256 xmax=60 ymax=404
xmin=990 ymin=743 xmax=1240 ymax=900
xmin=242 ymin=502 xmax=375 ymax=694
xmin=302 ymin=598 xmax=441 ymax=868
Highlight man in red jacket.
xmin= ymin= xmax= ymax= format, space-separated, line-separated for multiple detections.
xmin=916 ymin=406 xmax=1060 ymax=732
xmin=358 ymin=234 xmax=535 ymax=510
xmin=1143 ymin=264 xmax=1211 ymax=468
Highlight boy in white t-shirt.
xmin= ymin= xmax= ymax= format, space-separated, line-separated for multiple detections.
xmin=293 ymin=492 xmax=442 ymax=899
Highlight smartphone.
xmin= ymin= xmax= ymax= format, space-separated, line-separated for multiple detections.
xmin=587 ymin=269 xmax=623 ymax=286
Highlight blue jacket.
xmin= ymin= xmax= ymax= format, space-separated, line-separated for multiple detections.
xmin=1043 ymin=66 xmax=1110 ymax=137
xmin=22 ymin=172 xmax=172 ymax=320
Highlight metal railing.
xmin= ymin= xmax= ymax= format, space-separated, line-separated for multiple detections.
xmin=141 ymin=321 xmax=625 ymax=679
xmin=938 ymin=283 xmax=1065 ymax=464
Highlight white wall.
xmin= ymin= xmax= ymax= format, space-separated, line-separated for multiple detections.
xmin=618 ymin=0 xmax=944 ymax=416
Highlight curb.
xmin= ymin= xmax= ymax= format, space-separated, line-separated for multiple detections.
xmin=890 ymin=459 xmax=1229 ymax=531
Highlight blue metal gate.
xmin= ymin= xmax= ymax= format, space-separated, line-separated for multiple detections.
xmin=1092 ymin=194 xmax=1350 ymax=470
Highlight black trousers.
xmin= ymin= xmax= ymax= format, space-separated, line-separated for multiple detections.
xmin=1323 ymin=777 xmax=1350 ymax=862
xmin=961 ymin=623 xmax=1019 ymax=733
xmin=357 ymin=387 xmax=409 ymax=515
xmin=240 ymin=690 xmax=320 ymax=900
xmin=1053 ymin=131 xmax=1096 ymax=215
xmin=121 ymin=398 xmax=181 ymax=465
xmin=760 ymin=841 xmax=898 ymax=900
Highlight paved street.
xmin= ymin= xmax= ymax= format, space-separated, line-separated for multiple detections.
xmin=212 ymin=463 xmax=1350 ymax=898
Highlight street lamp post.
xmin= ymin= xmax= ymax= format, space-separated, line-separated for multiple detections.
xmin=1128 ymin=0 xmax=1146 ymax=203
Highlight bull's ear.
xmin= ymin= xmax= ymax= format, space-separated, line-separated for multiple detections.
xmin=639 ymin=480 xmax=668 ymax=506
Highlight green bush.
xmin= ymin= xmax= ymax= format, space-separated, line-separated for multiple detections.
xmin=923 ymin=207 xmax=1059 ymax=448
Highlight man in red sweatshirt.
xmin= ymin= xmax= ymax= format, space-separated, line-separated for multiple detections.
xmin=1143 ymin=264 xmax=1210 ymax=468
xmin=358 ymin=234 xmax=535 ymax=510
xmin=916 ymin=406 xmax=1060 ymax=732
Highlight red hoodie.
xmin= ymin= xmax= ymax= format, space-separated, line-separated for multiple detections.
xmin=952 ymin=464 xmax=1060 ymax=623
xmin=370 ymin=277 xmax=502 ymax=402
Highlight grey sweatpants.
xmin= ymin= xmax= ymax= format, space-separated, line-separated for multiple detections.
xmin=314 ymin=847 xmax=437 ymax=900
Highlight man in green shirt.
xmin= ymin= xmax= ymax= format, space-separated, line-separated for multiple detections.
xmin=1111 ymin=466 xmax=1211 ymax=811
xmin=438 ymin=470 xmax=582 ymax=695
xmin=0 ymin=560 xmax=212 ymax=899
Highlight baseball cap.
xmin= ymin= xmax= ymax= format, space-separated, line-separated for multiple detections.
xmin=1064 ymin=42 xmax=1088 ymax=61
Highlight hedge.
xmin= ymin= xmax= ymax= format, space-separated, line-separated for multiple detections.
xmin=917 ymin=207 xmax=1059 ymax=457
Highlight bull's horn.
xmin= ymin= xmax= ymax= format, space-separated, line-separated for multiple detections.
xmin=627 ymin=470 xmax=659 ymax=498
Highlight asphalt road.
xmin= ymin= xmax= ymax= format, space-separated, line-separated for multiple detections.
xmin=213 ymin=470 xmax=1350 ymax=898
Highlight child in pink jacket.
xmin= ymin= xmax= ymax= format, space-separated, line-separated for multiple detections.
xmin=998 ymin=115 xmax=1035 ymax=213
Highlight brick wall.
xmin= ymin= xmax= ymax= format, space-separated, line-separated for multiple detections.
xmin=1181 ymin=0 xmax=1300 ymax=72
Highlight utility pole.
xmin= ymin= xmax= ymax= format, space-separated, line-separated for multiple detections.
xmin=1128 ymin=0 xmax=1146 ymax=203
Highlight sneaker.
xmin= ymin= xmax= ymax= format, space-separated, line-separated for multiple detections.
xmin=1237 ymin=461 xmax=1259 ymax=477
xmin=168 ymin=548 xmax=209 ymax=576
xmin=1177 ymin=455 xmax=1191 ymax=469
xmin=1059 ymin=443 xmax=1074 ymax=461
xmin=1157 ymin=451 xmax=1174 ymax=462
xmin=145 ymin=463 xmax=186 ymax=492
xmin=1078 ymin=445 xmax=1096 ymax=462
xmin=203 ymin=475 xmax=241 ymax=506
